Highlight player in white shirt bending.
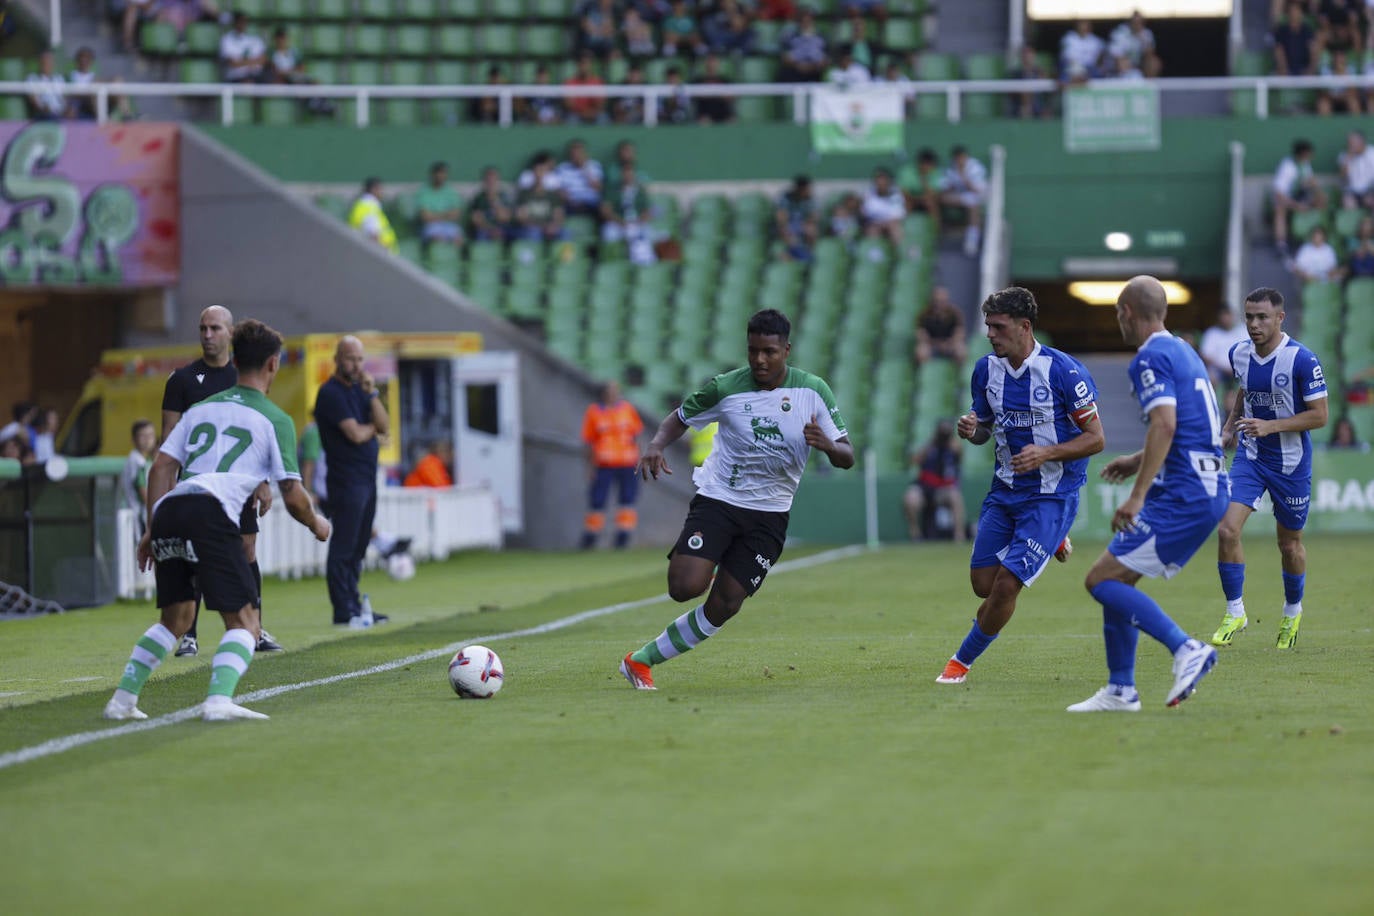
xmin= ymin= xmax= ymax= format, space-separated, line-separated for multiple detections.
xmin=104 ymin=320 xmax=330 ymax=723
xmin=1212 ymin=287 xmax=1328 ymax=650
xmin=619 ymin=309 xmax=854 ymax=690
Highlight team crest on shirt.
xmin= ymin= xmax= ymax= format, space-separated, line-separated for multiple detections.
xmin=1275 ymin=373 xmax=1290 ymax=388
xmin=781 ymin=397 xmax=791 ymax=412
xmin=1033 ymin=386 xmax=1051 ymax=402
xmin=687 ymin=532 xmax=704 ymax=550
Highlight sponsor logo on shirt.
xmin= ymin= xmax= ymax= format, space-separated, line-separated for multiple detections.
xmin=998 ymin=409 xmax=1052 ymax=428
xmin=1246 ymin=391 xmax=1285 ymax=409
xmin=751 ymin=416 xmax=784 ymax=443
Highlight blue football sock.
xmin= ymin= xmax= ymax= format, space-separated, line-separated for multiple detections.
xmin=1218 ymin=562 xmax=1246 ymax=603
xmin=954 ymin=620 xmax=998 ymax=667
xmin=1090 ymin=580 xmax=1189 ymax=654
xmin=1101 ymin=605 xmax=1140 ymax=687
xmin=1282 ymin=571 xmax=1305 ymax=606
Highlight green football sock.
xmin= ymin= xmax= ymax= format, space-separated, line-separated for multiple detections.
xmin=631 ymin=605 xmax=719 ymax=666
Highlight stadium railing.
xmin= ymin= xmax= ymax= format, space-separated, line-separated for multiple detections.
xmin=114 ymin=486 xmax=503 ymax=600
xmin=7 ymin=75 xmax=1374 ymax=127
xmin=1226 ymin=140 xmax=1245 ymax=315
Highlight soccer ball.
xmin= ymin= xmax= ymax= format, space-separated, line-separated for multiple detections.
xmin=387 ymin=552 xmax=416 ymax=581
xmin=448 ymin=645 xmax=504 ymax=699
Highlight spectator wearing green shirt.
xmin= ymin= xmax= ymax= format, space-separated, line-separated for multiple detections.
xmin=600 ymin=163 xmax=658 ymax=264
xmin=896 ymin=147 xmax=941 ymax=231
xmin=774 ymin=174 xmax=818 ymax=262
xmin=468 ymin=166 xmax=516 ymax=242
xmin=416 ymin=161 xmax=464 ymax=252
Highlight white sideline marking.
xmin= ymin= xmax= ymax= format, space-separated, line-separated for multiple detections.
xmin=0 ymin=545 xmax=870 ymax=771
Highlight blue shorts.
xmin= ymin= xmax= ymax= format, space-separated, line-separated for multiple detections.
xmin=1109 ymin=487 xmax=1228 ymax=580
xmin=970 ymin=488 xmax=1078 ymax=587
xmin=1229 ymin=452 xmax=1311 ymax=530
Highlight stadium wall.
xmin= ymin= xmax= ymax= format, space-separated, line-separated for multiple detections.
xmin=134 ymin=125 xmax=696 ymax=549
xmin=202 ymin=116 xmax=1359 ymax=279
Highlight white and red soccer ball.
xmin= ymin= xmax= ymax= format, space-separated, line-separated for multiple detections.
xmin=448 ymin=645 xmax=504 ymax=699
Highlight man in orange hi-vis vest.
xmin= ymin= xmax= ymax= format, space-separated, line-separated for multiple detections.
xmin=581 ymin=381 xmax=644 ymax=549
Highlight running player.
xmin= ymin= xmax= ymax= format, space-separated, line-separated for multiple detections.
xmin=935 ymin=287 xmax=1105 ymax=686
xmin=104 ymin=320 xmax=330 ymax=722
xmin=618 ymin=309 xmax=854 ymax=690
xmin=1211 ymin=288 xmax=1328 ymax=650
xmin=1070 ymin=276 xmax=1224 ymax=712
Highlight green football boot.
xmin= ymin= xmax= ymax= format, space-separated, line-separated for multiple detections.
xmin=1209 ymin=613 xmax=1248 ymax=647
xmin=1275 ymin=613 xmax=1302 ymax=650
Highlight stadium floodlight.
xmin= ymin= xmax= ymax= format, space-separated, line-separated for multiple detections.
xmin=1104 ymin=232 xmax=1133 ymax=252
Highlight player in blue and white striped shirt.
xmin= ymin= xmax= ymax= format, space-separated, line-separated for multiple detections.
xmin=1212 ymin=287 xmax=1329 ymax=650
xmin=935 ymin=287 xmax=1106 ymax=686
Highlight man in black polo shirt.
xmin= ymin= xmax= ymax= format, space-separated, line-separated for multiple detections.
xmin=315 ymin=335 xmax=391 ymax=627
xmin=160 ymin=304 xmax=283 ymax=655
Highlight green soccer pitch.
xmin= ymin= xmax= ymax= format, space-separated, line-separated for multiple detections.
xmin=3 ymin=536 xmax=1372 ymax=915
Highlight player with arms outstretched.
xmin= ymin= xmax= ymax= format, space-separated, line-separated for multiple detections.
xmin=1211 ymin=288 xmax=1328 ymax=650
xmin=935 ymin=286 xmax=1105 ymax=686
xmin=619 ymin=309 xmax=854 ymax=690
xmin=104 ymin=320 xmax=330 ymax=722
xmin=1070 ymin=276 xmax=1225 ymax=712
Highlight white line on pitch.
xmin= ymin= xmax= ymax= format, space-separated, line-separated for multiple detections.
xmin=0 ymin=545 xmax=871 ymax=772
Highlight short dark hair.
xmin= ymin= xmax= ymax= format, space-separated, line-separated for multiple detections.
xmin=982 ymin=286 xmax=1039 ymax=324
xmin=362 ymin=176 xmax=381 ymax=194
xmin=272 ymin=26 xmax=288 ymax=39
xmin=951 ymin=144 xmax=968 ymax=157
xmin=232 ymin=319 xmax=284 ymax=372
xmin=430 ymin=161 xmax=448 ymax=176
xmin=793 ymin=174 xmax=811 ymax=188
xmin=131 ymin=419 xmax=153 ymax=441
xmin=917 ymin=147 xmax=937 ymax=165
xmin=873 ymin=166 xmax=893 ymax=180
xmin=747 ymin=309 xmax=791 ymax=341
xmin=1245 ymin=287 xmax=1284 ymax=310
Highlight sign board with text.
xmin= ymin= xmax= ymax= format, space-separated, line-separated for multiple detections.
xmin=1064 ymin=84 xmax=1161 ymax=154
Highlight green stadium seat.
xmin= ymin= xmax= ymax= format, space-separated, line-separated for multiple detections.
xmin=397 ymin=0 xmax=441 ymax=17
xmin=313 ymin=0 xmax=349 ymax=20
xmin=378 ymin=98 xmax=422 ymax=126
xmin=565 ymin=214 xmax=598 ymax=243
xmin=349 ymin=60 xmax=383 ymax=85
xmin=432 ymin=60 xmax=468 ymax=85
xmin=0 ymin=57 xmax=25 ymax=81
xmin=233 ymin=0 xmax=267 ymax=17
xmin=309 ymin=24 xmax=347 ymax=57
xmin=524 ymin=25 xmax=565 ymax=58
xmin=962 ymin=52 xmax=1006 ymax=119
xmin=1290 ymin=208 xmax=1329 ymax=241
xmin=1334 ymin=208 xmax=1368 ymax=240
xmin=502 ymin=287 xmax=543 ymax=319
xmin=482 ymin=24 xmax=520 ymax=56
xmin=357 ymin=0 xmax=391 ymax=18
xmin=882 ymin=19 xmax=924 ymax=53
xmin=468 ymin=241 xmax=504 ymax=266
xmin=305 ymin=59 xmax=341 ymax=84
xmin=271 ymin=0 xmax=307 ymax=18
xmin=390 ymin=60 xmax=425 ymax=85
xmin=754 ymin=20 xmax=784 ymax=54
xmin=737 ymin=56 xmax=776 ymax=84
xmin=394 ymin=25 xmax=431 ymax=58
xmin=184 ymin=22 xmax=222 ymax=55
xmin=1345 ymin=276 xmax=1374 ymax=312
xmin=258 ymin=97 xmax=301 ymax=125
xmin=139 ymin=22 xmax=179 ymax=56
xmin=734 ymin=96 xmax=776 ymax=122
xmin=528 ymin=0 xmax=566 ymax=16
xmin=0 ymin=94 xmax=27 ymax=119
xmin=436 ymin=25 xmax=477 ymax=58
xmin=352 ymin=25 xmax=388 ymax=57
xmin=488 ymin=0 xmax=527 ymax=17
xmin=178 ymin=58 xmax=219 ymax=83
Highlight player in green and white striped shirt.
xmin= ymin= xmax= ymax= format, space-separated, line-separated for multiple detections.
xmin=620 ymin=309 xmax=855 ymax=690
xmin=104 ymin=320 xmax=331 ymax=723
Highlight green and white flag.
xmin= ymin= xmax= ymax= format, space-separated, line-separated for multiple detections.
xmin=811 ymin=86 xmax=904 ymax=154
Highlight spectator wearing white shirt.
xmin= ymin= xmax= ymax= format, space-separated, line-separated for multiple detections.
xmin=553 ymin=139 xmax=605 ymax=216
xmin=939 ymin=145 xmax=988 ymax=257
xmin=1108 ymin=11 xmax=1160 ymax=78
xmin=220 ymin=13 xmax=268 ymax=83
xmin=826 ymin=44 xmax=871 ymax=87
xmin=1197 ymin=305 xmax=1249 ymax=390
xmin=1059 ymin=19 xmax=1105 ymax=83
xmin=861 ymin=167 xmax=906 ymax=246
xmin=1291 ymin=226 xmax=1344 ymax=282
xmin=26 ymin=51 xmax=67 ymax=120
xmin=1272 ymin=139 xmax=1328 ymax=257
xmin=1339 ymin=129 xmax=1374 ymax=209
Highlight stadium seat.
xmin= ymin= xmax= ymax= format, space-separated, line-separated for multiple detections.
xmin=882 ymin=19 xmax=924 ymax=53
xmin=139 ymin=22 xmax=179 ymax=56
xmin=436 ymin=25 xmax=477 ymax=57
xmin=488 ymin=0 xmax=527 ymax=16
xmin=432 ymin=59 xmax=468 ymax=85
xmin=184 ymin=22 xmax=222 ymax=56
xmin=1334 ymin=208 xmax=1368 ymax=240
xmin=482 ymin=24 xmax=520 ymax=57
xmin=378 ymin=98 xmax=422 ymax=126
xmin=258 ymin=97 xmax=301 ymax=125
xmin=389 ymin=60 xmax=425 ymax=85
xmin=352 ymin=25 xmax=389 ymax=57
xmin=524 ymin=26 xmax=565 ymax=58
xmin=448 ymin=0 xmax=484 ymax=18
xmin=1290 ymin=208 xmax=1329 ymax=241
xmin=753 ymin=20 xmax=784 ymax=54
xmin=349 ymin=60 xmax=383 ymax=85
xmin=309 ymin=24 xmax=347 ymax=57
xmin=178 ymin=58 xmax=218 ymax=83
xmin=271 ymin=0 xmax=307 ymax=18
xmin=738 ymin=56 xmax=776 ymax=84
xmin=916 ymin=53 xmax=958 ymax=120
xmin=394 ymin=26 xmax=431 ymax=58
xmin=397 ymin=0 xmax=441 ymax=17
xmin=734 ymin=96 xmax=776 ymax=123
xmin=962 ymin=52 xmax=1007 ymax=119
xmin=233 ymin=0 xmax=267 ymax=17
xmin=305 ymin=59 xmax=341 ymax=84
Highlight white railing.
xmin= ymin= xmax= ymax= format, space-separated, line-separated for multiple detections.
xmin=979 ymin=143 xmax=1008 ymax=304
xmin=1225 ymin=140 xmax=1245 ymax=314
xmin=114 ymin=486 xmax=503 ymax=600
xmin=6 ymin=74 xmax=1374 ymax=127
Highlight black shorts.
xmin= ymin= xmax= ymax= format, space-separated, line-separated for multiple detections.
xmin=670 ymin=494 xmax=788 ymax=596
xmin=238 ymin=493 xmax=259 ymax=535
xmin=151 ymin=493 xmax=257 ymax=614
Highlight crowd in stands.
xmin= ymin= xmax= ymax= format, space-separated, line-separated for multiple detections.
xmin=1056 ymin=13 xmax=1161 ymax=84
xmin=1273 ymin=130 xmax=1374 ymax=278
xmin=0 ymin=403 xmax=61 ymax=466
xmin=1268 ymin=0 xmax=1374 ymax=115
xmin=22 ymin=48 xmax=135 ymax=121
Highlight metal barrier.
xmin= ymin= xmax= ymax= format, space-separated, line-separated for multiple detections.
xmin=114 ymin=485 xmax=503 ymax=601
xmin=6 ymin=75 xmax=1374 ymax=127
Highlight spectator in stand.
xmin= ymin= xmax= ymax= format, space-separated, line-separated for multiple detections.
xmin=940 ymin=145 xmax=989 ymax=257
xmin=1197 ymin=304 xmax=1249 ymax=389
xmin=416 ymin=161 xmax=464 ymax=254
xmin=613 ymin=63 xmax=650 ymax=124
xmin=555 ymin=138 xmax=605 ymax=216
xmin=403 ymin=440 xmax=454 ymax=487
xmin=516 ymin=63 xmax=564 ymax=125
xmin=1010 ymin=44 xmax=1052 ymax=119
xmin=0 ymin=402 xmax=36 ymax=447
xmin=515 ymin=154 xmax=569 ymax=242
xmin=120 ymin=0 xmax=158 ymax=53
xmin=706 ymin=1 xmax=756 ymax=57
xmin=777 ymin=7 xmax=828 ymax=82
xmin=623 ymin=8 xmax=658 ymax=60
xmin=1292 ymin=225 xmax=1344 ymax=281
xmin=843 ymin=14 xmax=876 ymax=71
xmin=827 ymin=44 xmax=871 ymax=86
xmin=264 ymin=28 xmax=332 ymax=115
xmin=1347 ymin=215 xmax=1374 ymax=276
xmin=219 ymin=12 xmax=267 ymax=83
xmin=69 ymin=47 xmax=132 ymax=121
xmin=347 ymin=177 xmax=397 ymax=253
xmin=600 ymin=163 xmax=658 ymax=265
xmin=0 ymin=433 xmax=35 ymax=465
xmin=630 ymin=0 xmax=671 ymax=23
xmin=774 ymin=174 xmax=818 ymax=262
xmin=1272 ymin=139 xmax=1327 ymax=259
xmin=469 ymin=65 xmax=505 ymax=124
xmin=1059 ymin=19 xmax=1105 ymax=83
xmin=607 ymin=138 xmax=648 ymax=185
xmin=897 ymin=147 xmax=941 ymax=229
xmin=660 ymin=65 xmax=694 ymax=123
xmin=902 ymin=420 xmax=965 ymax=543
xmin=1339 ymin=129 xmax=1374 ymax=208
xmin=1109 ymin=11 xmax=1161 ymax=78
xmin=914 ymin=286 xmax=967 ymax=367
xmin=1110 ymin=52 xmax=1145 ymax=80
xmin=1318 ymin=48 xmax=1364 ymax=113
xmin=565 ymin=53 xmax=608 ymax=124
xmin=829 ymin=192 xmax=862 ymax=244
xmin=861 ymin=166 xmax=906 ymax=247
xmin=25 ymin=51 xmax=67 ymax=120
xmin=1326 ymin=415 xmax=1369 ymax=451
xmin=756 ymin=0 xmax=796 ymax=20
xmin=1272 ymin=2 xmax=1318 ymax=76
xmin=840 ymin=0 xmax=887 ymax=24
xmin=1321 ymin=3 xmax=1363 ymax=56
xmin=29 ymin=407 xmax=58 ymax=463
xmin=694 ymin=54 xmax=736 ymax=123
xmin=468 ymin=166 xmax=515 ymax=242
xmin=580 ymin=0 xmax=621 ymax=59
xmin=662 ymin=0 xmax=707 ymax=57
